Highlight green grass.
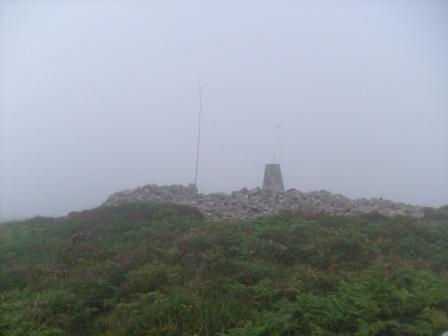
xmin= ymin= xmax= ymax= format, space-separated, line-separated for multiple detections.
xmin=1 ymin=203 xmax=447 ymax=335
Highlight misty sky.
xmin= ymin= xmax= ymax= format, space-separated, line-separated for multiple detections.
xmin=1 ymin=0 xmax=447 ymax=218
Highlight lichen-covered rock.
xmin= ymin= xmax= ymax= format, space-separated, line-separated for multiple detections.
xmin=103 ymin=183 xmax=426 ymax=220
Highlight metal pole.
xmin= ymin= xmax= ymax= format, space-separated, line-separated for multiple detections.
xmin=194 ymin=82 xmax=202 ymax=187
xmin=272 ymin=122 xmax=284 ymax=164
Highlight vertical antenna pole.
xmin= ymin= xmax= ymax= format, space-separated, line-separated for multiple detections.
xmin=272 ymin=122 xmax=284 ymax=164
xmin=194 ymin=81 xmax=202 ymax=187
xmin=278 ymin=125 xmax=282 ymax=164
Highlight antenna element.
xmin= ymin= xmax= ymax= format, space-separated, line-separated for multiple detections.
xmin=194 ymin=81 xmax=202 ymax=187
xmin=272 ymin=122 xmax=284 ymax=164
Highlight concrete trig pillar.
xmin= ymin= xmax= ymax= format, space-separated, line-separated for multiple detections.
xmin=262 ymin=163 xmax=284 ymax=192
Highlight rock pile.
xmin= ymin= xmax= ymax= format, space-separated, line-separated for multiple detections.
xmin=103 ymin=184 xmax=425 ymax=220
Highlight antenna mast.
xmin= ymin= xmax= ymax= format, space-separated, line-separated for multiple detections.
xmin=194 ymin=81 xmax=202 ymax=187
xmin=272 ymin=122 xmax=284 ymax=164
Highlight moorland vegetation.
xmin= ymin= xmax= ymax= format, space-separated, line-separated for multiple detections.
xmin=1 ymin=203 xmax=447 ymax=335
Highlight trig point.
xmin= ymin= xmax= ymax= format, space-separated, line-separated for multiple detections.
xmin=262 ymin=163 xmax=284 ymax=192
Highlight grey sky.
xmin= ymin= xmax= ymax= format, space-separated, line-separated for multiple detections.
xmin=1 ymin=0 xmax=447 ymax=218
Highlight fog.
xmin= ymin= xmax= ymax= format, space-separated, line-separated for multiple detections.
xmin=1 ymin=0 xmax=447 ymax=219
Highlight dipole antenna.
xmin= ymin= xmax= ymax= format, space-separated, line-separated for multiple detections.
xmin=194 ymin=80 xmax=202 ymax=187
xmin=272 ymin=122 xmax=284 ymax=164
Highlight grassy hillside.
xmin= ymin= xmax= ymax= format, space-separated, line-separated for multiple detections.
xmin=1 ymin=203 xmax=447 ymax=335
